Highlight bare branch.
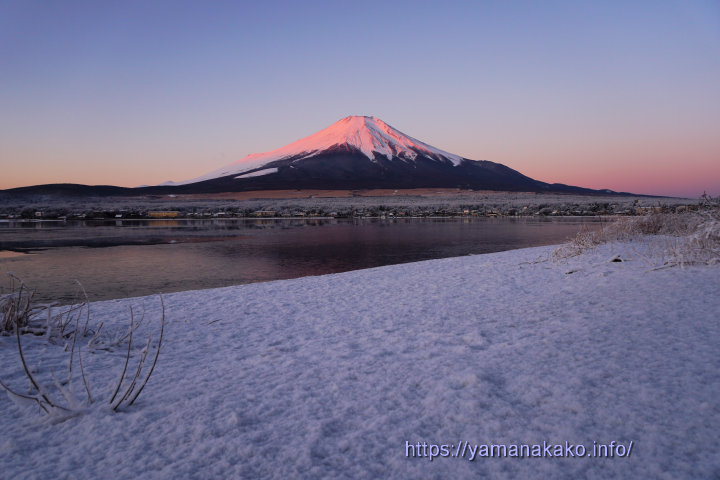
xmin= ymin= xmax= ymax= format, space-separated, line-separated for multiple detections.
xmin=77 ymin=340 xmax=93 ymax=405
xmin=0 ymin=376 xmax=49 ymax=414
xmin=128 ymin=296 xmax=165 ymax=406
xmin=15 ymin=319 xmax=69 ymax=413
xmin=114 ymin=336 xmax=151 ymax=410
xmin=109 ymin=306 xmax=134 ymax=406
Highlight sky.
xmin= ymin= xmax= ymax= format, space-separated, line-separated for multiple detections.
xmin=1 ymin=0 xmax=718 ymax=197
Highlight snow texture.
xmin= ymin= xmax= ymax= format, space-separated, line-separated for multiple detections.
xmin=1 ymin=240 xmax=719 ymax=479
xmin=235 ymin=168 xmax=279 ymax=179
xmin=178 ymin=116 xmax=464 ymax=184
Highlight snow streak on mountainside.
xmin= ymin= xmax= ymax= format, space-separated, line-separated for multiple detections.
xmin=178 ymin=116 xmax=463 ymax=185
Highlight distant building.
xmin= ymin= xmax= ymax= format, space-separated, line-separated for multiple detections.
xmin=148 ymin=211 xmax=179 ymax=218
xmin=252 ymin=211 xmax=276 ymax=217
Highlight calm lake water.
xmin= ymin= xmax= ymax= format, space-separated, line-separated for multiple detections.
xmin=0 ymin=217 xmax=602 ymax=303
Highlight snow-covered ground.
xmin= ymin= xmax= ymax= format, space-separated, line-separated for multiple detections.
xmin=1 ymin=239 xmax=718 ymax=479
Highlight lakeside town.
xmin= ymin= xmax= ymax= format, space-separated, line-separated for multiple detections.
xmin=0 ymin=191 xmax=699 ymax=221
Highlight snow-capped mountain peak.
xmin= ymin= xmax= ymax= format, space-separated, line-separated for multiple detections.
xmin=178 ymin=116 xmax=463 ymax=185
xmin=288 ymin=115 xmax=463 ymax=164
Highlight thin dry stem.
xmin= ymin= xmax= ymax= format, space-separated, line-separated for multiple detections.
xmin=109 ymin=306 xmax=135 ymax=406
xmin=128 ymin=296 xmax=165 ymax=406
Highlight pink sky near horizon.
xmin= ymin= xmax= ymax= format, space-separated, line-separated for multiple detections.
xmin=2 ymin=122 xmax=718 ymax=198
xmin=1 ymin=112 xmax=718 ymax=198
xmin=1 ymin=1 xmax=718 ymax=198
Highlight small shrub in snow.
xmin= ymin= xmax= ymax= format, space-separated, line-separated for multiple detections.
xmin=551 ymin=226 xmax=604 ymax=258
xmin=0 ymin=276 xmax=39 ymax=335
xmin=0 ymin=276 xmax=165 ymax=418
xmin=1 ymin=276 xmax=93 ymax=340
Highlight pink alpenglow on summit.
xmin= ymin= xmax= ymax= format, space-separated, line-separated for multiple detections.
xmin=161 ymin=115 xmax=621 ymax=194
xmin=179 ymin=116 xmax=462 ymax=185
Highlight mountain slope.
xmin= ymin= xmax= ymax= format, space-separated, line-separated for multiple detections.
xmin=2 ymin=116 xmax=626 ymax=196
xmin=162 ymin=115 xmax=611 ymax=194
xmin=178 ymin=116 xmax=463 ymax=185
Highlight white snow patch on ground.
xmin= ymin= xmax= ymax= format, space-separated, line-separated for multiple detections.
xmin=1 ymin=240 xmax=718 ymax=479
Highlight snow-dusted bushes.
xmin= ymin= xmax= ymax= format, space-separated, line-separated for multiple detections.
xmin=0 ymin=276 xmax=164 ymax=418
xmin=1 ymin=275 xmax=90 ymax=338
xmin=0 ymin=278 xmax=34 ymax=334
xmin=554 ymin=195 xmax=720 ymax=267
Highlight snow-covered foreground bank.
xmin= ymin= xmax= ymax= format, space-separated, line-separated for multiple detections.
xmin=1 ymin=240 xmax=719 ymax=479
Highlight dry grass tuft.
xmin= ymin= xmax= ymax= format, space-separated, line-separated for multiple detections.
xmin=0 ymin=276 xmax=165 ymax=418
xmin=553 ymin=194 xmax=720 ymax=267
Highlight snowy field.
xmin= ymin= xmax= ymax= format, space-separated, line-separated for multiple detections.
xmin=1 ymin=239 xmax=719 ymax=479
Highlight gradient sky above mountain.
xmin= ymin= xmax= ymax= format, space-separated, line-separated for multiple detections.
xmin=1 ymin=1 xmax=718 ymax=197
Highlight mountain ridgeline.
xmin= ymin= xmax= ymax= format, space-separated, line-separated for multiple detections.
xmin=3 ymin=116 xmax=623 ymax=196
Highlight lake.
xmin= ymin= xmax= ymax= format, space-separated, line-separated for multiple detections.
xmin=0 ymin=217 xmax=602 ymax=303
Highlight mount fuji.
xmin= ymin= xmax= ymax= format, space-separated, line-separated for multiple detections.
xmin=156 ymin=115 xmax=610 ymax=194
xmin=177 ymin=115 xmax=465 ymax=186
xmin=3 ymin=116 xmax=621 ymax=196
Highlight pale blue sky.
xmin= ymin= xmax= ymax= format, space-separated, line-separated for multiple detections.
xmin=1 ymin=1 xmax=719 ymax=196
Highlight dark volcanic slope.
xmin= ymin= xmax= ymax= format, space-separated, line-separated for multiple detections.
xmin=0 ymin=151 xmax=621 ymax=197
xmin=2 ymin=116 xmax=628 ymax=197
xmin=160 ymin=146 xmax=604 ymax=195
